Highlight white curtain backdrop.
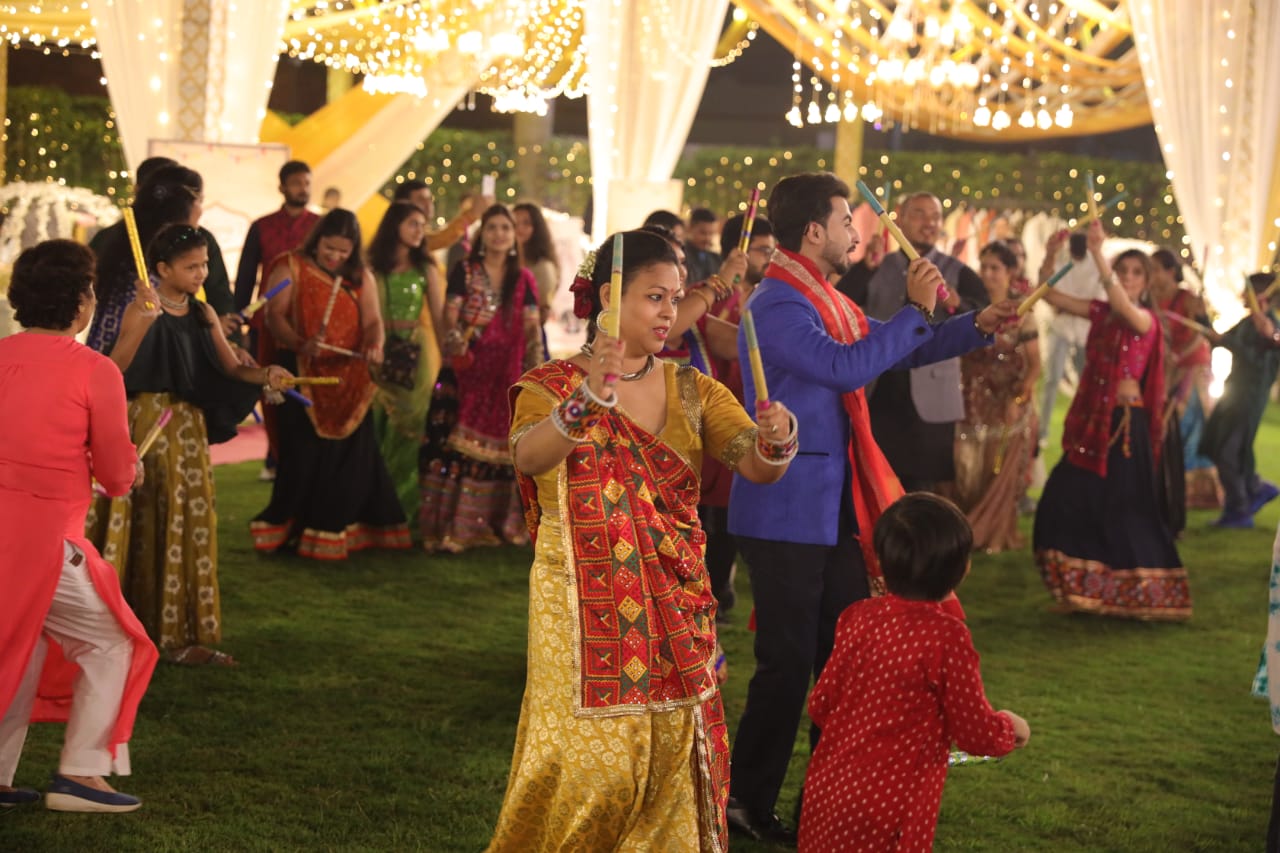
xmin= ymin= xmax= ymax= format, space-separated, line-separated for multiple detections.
xmin=89 ymin=0 xmax=290 ymax=172
xmin=585 ymin=0 xmax=731 ymax=237
xmin=310 ymin=83 xmax=480 ymax=212
xmin=1129 ymin=0 xmax=1280 ymax=317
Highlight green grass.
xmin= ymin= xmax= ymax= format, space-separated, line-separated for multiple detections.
xmin=6 ymin=404 xmax=1280 ymax=852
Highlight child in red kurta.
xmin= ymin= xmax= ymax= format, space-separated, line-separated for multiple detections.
xmin=798 ymin=493 xmax=1030 ymax=852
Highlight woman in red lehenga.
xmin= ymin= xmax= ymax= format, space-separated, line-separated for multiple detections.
xmin=953 ymin=241 xmax=1040 ymax=551
xmin=486 ymin=230 xmax=798 ymax=852
xmin=0 ymin=241 xmax=157 ymax=811
xmin=250 ymin=209 xmax=411 ymax=560
xmin=419 ymin=204 xmax=543 ymax=553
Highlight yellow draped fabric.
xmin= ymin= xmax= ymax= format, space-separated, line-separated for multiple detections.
xmin=486 ymin=361 xmax=755 ymax=853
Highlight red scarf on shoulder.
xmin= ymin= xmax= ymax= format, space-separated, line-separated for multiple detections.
xmin=764 ymin=249 xmax=964 ymax=618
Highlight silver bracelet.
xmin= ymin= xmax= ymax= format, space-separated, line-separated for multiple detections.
xmin=580 ymin=379 xmax=618 ymax=408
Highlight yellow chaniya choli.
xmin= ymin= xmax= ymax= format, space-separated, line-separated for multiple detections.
xmin=487 ymin=359 xmax=757 ymax=853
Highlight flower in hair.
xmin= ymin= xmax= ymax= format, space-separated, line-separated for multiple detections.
xmin=569 ymin=249 xmax=598 ymax=319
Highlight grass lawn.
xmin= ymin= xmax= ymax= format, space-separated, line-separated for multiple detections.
xmin=5 ymin=404 xmax=1280 ymax=852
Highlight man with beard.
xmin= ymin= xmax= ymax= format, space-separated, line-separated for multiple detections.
xmin=233 ymin=160 xmax=320 ymax=480
xmin=836 ymin=191 xmax=989 ymax=492
xmin=725 ymin=173 xmax=1015 ymax=844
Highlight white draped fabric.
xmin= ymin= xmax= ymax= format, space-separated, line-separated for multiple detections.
xmin=585 ymin=0 xmax=731 ymax=237
xmin=1129 ymin=0 xmax=1280 ymax=315
xmin=89 ymin=0 xmax=290 ymax=172
xmin=310 ymin=85 xmax=480 ymax=213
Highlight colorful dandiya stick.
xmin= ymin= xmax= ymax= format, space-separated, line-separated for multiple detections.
xmin=316 ymin=275 xmax=345 ymax=339
xmin=121 ymin=207 xmax=154 ymax=311
xmin=240 ymin=278 xmax=292 ymax=319
xmin=282 ymin=376 xmax=341 ymax=387
xmin=1016 ymin=261 xmax=1074 ymax=316
xmin=734 ymin=187 xmax=762 ymax=284
xmin=135 ymin=408 xmax=173 ymax=457
xmin=315 ymin=341 xmax=364 ymax=358
xmin=856 ymin=179 xmax=919 ymax=262
xmin=1075 ymin=191 xmax=1129 ymax=227
xmin=602 ymin=233 xmax=623 ymax=340
xmin=1161 ymin=309 xmax=1214 ymax=337
xmin=284 ymin=388 xmax=313 ymax=407
xmin=742 ymin=309 xmax=769 ymax=403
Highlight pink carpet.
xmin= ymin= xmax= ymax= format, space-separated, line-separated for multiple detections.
xmin=210 ymin=422 xmax=268 ymax=467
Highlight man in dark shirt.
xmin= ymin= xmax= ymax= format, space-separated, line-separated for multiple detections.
xmin=836 ymin=191 xmax=988 ymax=491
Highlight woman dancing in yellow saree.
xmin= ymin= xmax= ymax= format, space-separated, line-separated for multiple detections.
xmin=487 ymin=231 xmax=798 ymax=852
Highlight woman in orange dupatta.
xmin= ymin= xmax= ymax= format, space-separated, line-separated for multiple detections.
xmin=251 ymin=209 xmax=411 ymax=560
xmin=486 ymin=231 xmax=798 ymax=852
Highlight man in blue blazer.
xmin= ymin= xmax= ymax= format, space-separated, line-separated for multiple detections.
xmin=725 ymin=172 xmax=1016 ymax=843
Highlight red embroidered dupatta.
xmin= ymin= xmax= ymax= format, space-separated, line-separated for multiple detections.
xmin=283 ymin=253 xmax=378 ymax=439
xmin=764 ymin=250 xmax=963 ymax=618
xmin=510 ymin=360 xmax=729 ymax=849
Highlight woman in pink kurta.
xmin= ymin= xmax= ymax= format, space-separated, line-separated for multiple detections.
xmin=798 ymin=494 xmax=1028 ymax=851
xmin=0 ymin=240 xmax=157 ymax=810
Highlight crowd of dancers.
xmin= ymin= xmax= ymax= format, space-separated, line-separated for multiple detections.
xmin=0 ymin=155 xmax=1278 ymax=849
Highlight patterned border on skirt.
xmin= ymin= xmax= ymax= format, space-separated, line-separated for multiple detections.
xmin=1037 ymin=548 xmax=1192 ymax=622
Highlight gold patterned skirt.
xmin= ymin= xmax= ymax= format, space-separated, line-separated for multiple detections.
xmin=86 ymin=393 xmax=221 ymax=650
xmin=486 ymin=514 xmax=722 ymax=852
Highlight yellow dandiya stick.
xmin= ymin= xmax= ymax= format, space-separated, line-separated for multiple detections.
xmin=1084 ymin=170 xmax=1096 ymax=217
xmin=121 ymin=207 xmax=154 ymax=311
xmin=735 ymin=187 xmax=762 ymax=284
xmin=602 ymin=233 xmax=623 ymax=339
xmin=1016 ymin=261 xmax=1074 ymax=316
xmin=282 ymin=376 xmax=341 ymax=387
xmin=742 ymin=309 xmax=769 ymax=403
xmin=1075 ymin=191 xmax=1129 ymax=227
xmin=1161 ymin=309 xmax=1214 ymax=337
xmin=135 ymin=408 xmax=173 ymax=458
xmin=856 ymin=179 xmax=919 ymax=261
xmin=1263 ymin=278 xmax=1280 ymax=300
xmin=1246 ymin=279 xmax=1263 ymax=314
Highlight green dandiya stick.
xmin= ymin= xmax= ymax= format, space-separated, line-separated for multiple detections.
xmin=1017 ymin=261 xmax=1074 ymax=316
xmin=742 ymin=309 xmax=769 ymax=403
xmin=1076 ymin=191 xmax=1129 ymax=226
xmin=856 ymin=179 xmax=919 ymax=261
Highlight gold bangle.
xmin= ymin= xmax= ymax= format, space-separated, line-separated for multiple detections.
xmin=693 ymin=288 xmax=715 ymax=310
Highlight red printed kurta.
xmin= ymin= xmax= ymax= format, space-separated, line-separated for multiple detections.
xmin=0 ymin=334 xmax=157 ymax=755
xmin=799 ymin=596 xmax=1016 ymax=852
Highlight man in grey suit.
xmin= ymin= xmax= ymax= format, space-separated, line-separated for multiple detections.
xmin=836 ymin=191 xmax=989 ymax=491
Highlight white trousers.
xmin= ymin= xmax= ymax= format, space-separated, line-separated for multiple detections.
xmin=0 ymin=541 xmax=133 ymax=784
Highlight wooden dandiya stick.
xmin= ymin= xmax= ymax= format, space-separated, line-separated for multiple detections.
xmin=1246 ymin=278 xmax=1263 ymax=314
xmin=734 ymin=187 xmax=762 ymax=284
xmin=1161 ymin=309 xmax=1214 ymax=337
xmin=121 ymin=207 xmax=154 ymax=311
xmin=601 ymin=233 xmax=623 ymax=340
xmin=1075 ymin=191 xmax=1129 ymax=227
xmin=281 ymin=376 xmax=342 ymax=387
xmin=741 ymin=309 xmax=769 ymax=403
xmin=316 ymin=275 xmax=345 ymax=340
xmin=135 ymin=408 xmax=173 ymax=457
xmin=1016 ymin=261 xmax=1074 ymax=316
xmin=239 ymin=278 xmax=292 ymax=319
xmin=315 ymin=341 xmax=364 ymax=358
xmin=856 ymin=179 xmax=919 ymax=261
xmin=1263 ymin=278 xmax=1280 ymax=300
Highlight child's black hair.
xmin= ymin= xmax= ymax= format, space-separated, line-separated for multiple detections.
xmin=873 ymin=493 xmax=973 ymax=601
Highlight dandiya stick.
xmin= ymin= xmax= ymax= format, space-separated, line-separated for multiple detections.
xmin=1075 ymin=191 xmax=1129 ymax=227
xmin=742 ymin=309 xmax=769 ymax=403
xmin=121 ymin=207 xmax=154 ymax=311
xmin=1161 ymin=310 xmax=1214 ymax=337
xmin=135 ymin=408 xmax=173 ymax=457
xmin=601 ymin=233 xmax=623 ymax=340
xmin=284 ymin=388 xmax=312 ymax=407
xmin=240 ymin=278 xmax=292 ymax=319
xmin=1084 ymin=170 xmax=1096 ymax=218
xmin=734 ymin=187 xmax=762 ymax=284
xmin=1246 ymin=279 xmax=1263 ymax=314
xmin=1263 ymin=278 xmax=1280 ymax=300
xmin=282 ymin=376 xmax=341 ymax=387
xmin=316 ymin=275 xmax=345 ymax=340
xmin=856 ymin=179 xmax=919 ymax=262
xmin=315 ymin=341 xmax=364 ymax=359
xmin=1016 ymin=261 xmax=1074 ymax=316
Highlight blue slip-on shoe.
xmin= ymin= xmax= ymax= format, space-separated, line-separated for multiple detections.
xmin=1212 ymin=512 xmax=1254 ymax=529
xmin=0 ymin=787 xmax=40 ymax=807
xmin=45 ymin=775 xmax=141 ymax=813
xmin=1248 ymin=481 xmax=1280 ymax=516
